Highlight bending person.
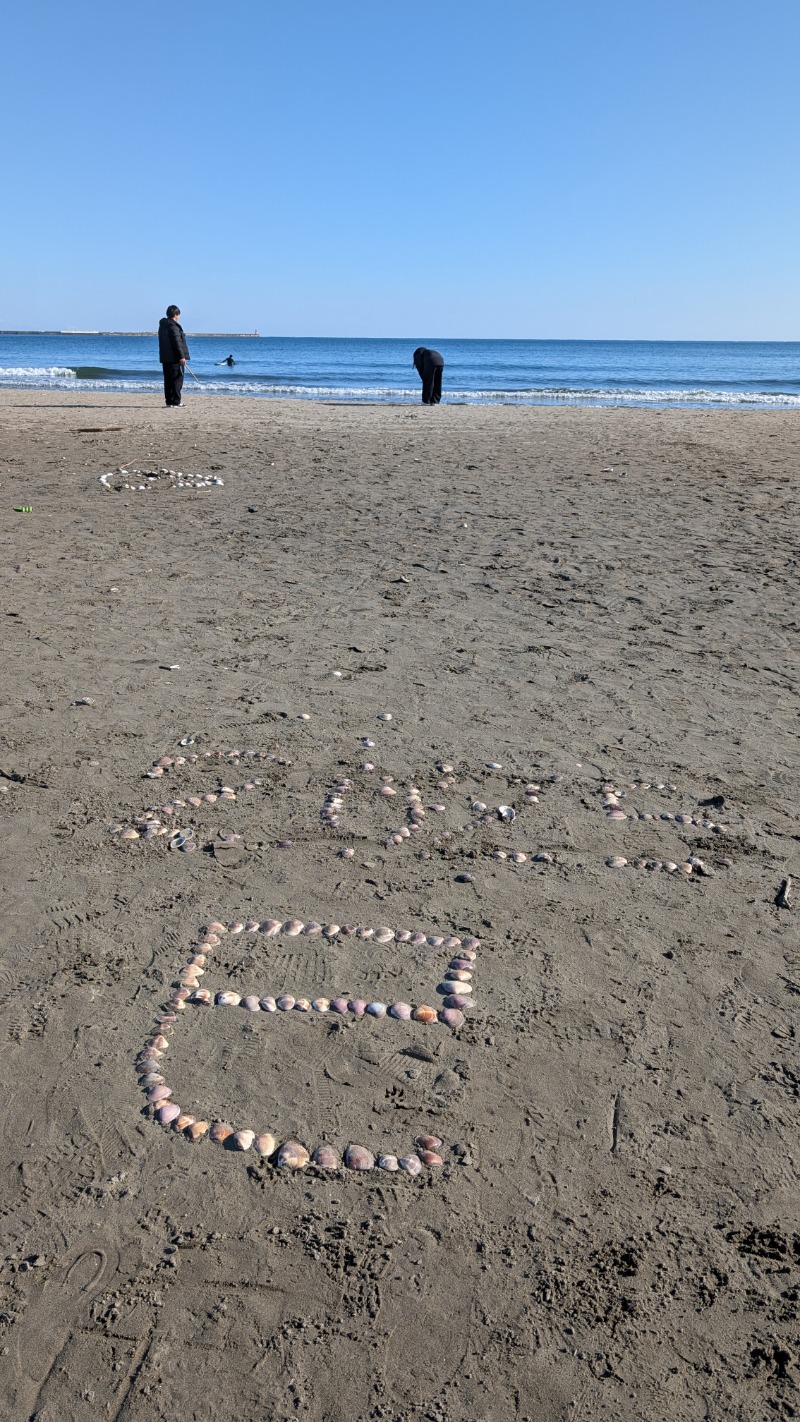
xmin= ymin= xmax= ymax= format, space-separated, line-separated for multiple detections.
xmin=413 ymin=346 xmax=444 ymax=405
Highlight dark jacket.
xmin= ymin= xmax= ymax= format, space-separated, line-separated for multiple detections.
xmin=158 ymin=317 xmax=190 ymax=364
xmin=413 ymin=346 xmax=444 ymax=376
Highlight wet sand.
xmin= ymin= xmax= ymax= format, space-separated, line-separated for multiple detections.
xmin=0 ymin=391 xmax=798 ymax=1421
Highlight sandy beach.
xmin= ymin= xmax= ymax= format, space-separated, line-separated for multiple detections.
xmin=0 ymin=390 xmax=798 ymax=1421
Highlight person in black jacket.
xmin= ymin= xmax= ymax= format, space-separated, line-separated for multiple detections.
xmin=158 ymin=305 xmax=190 ymax=407
xmin=412 ymin=346 xmax=444 ymax=405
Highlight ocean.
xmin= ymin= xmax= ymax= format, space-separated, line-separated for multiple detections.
xmin=1 ymin=334 xmax=799 ymax=407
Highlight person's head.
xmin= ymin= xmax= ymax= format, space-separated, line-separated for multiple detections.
xmin=166 ymin=304 xmax=181 ymax=321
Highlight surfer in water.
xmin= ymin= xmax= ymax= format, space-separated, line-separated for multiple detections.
xmin=216 ymin=354 xmax=235 ymax=367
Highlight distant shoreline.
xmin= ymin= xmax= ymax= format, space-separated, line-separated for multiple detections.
xmin=0 ymin=331 xmax=261 ymax=338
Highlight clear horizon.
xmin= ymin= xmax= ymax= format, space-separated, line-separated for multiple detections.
xmin=6 ymin=0 xmax=800 ymax=340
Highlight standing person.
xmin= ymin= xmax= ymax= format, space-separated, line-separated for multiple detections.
xmin=158 ymin=305 xmax=190 ymax=407
xmin=413 ymin=346 xmax=444 ymax=405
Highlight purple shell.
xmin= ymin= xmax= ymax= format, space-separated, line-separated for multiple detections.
xmin=156 ymin=1102 xmax=181 ymax=1125
xmin=389 ymin=1002 xmax=412 ymax=1021
xmin=330 ymin=997 xmax=350 ymax=1015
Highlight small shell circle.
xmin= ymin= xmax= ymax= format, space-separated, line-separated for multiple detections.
xmin=344 ymin=1144 xmax=375 ymax=1171
xmin=312 ymin=1144 xmax=340 ymax=1170
xmin=276 ymin=1140 xmax=310 ymax=1169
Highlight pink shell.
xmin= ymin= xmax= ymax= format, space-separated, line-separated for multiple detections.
xmin=398 ymin=1154 xmax=422 ymax=1177
xmin=259 ymin=996 xmax=277 ymax=1012
xmin=443 ymin=994 xmax=472 ymax=1011
xmin=147 ymin=1084 xmax=172 ymax=1104
xmin=461 ymin=936 xmax=480 ymax=951
xmin=419 ymin=1150 xmax=444 ymax=1167
xmin=311 ymin=1145 xmax=340 ymax=1170
xmin=283 ymin=919 xmax=305 ymax=936
xmin=260 ymin=919 xmax=282 ymax=936
xmin=330 ymin=997 xmax=350 ymax=1015
xmin=344 ymin=1144 xmax=375 ymax=1171
xmin=415 ymin=1133 xmax=443 ymax=1151
xmin=276 ymin=1140 xmax=310 ymax=1169
xmin=348 ymin=998 xmax=367 ymax=1016
xmin=389 ymin=1002 xmax=412 ymax=1021
xmin=438 ymin=1008 xmax=465 ymax=1029
xmin=157 ymin=1102 xmax=181 ymax=1125
xmin=241 ymin=995 xmax=261 ymax=1012
xmin=276 ymin=995 xmax=296 ymax=1011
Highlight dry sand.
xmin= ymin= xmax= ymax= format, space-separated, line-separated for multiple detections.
xmin=0 ymin=391 xmax=798 ymax=1421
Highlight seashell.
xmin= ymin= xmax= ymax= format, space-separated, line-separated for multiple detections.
xmin=303 ymin=921 xmax=323 ymax=935
xmin=427 ymin=935 xmax=445 ymax=948
xmin=187 ymin=795 xmax=202 ymax=807
xmin=444 ymin=994 xmax=472 ymax=1011
xmin=410 ymin=932 xmax=427 ymax=947
xmin=344 ymin=1144 xmax=375 ymax=1171
xmin=443 ymin=935 xmax=462 ymax=950
xmin=187 ymin=953 xmax=207 ymax=967
xmin=339 ymin=847 xmax=355 ymax=859
xmin=220 ymin=790 xmax=236 ymax=801
xmin=228 ymin=922 xmax=245 ymax=934
xmin=634 ymin=858 xmax=647 ymax=869
xmin=157 ymin=1102 xmax=181 ymax=1125
xmin=260 ymin=919 xmax=282 ymax=936
xmin=487 ymin=761 xmax=502 ymax=770
xmin=207 ymin=921 xmax=227 ymax=934
xmin=203 ymin=793 xmax=218 ymax=804
xmin=147 ymin=766 xmax=164 ymax=778
xmin=149 ymin=1034 xmax=169 ymax=1051
xmin=348 ymin=998 xmax=367 ymax=1016
xmin=186 ymin=1120 xmax=209 ymax=1141
xmin=311 ymin=998 xmax=330 ymax=1012
xmin=440 ymin=763 xmax=454 ymax=773
xmin=216 ymin=992 xmax=241 ymax=1007
xmin=172 ymin=989 xmax=191 ymax=1002
xmin=395 ymin=929 xmax=412 ymax=942
xmin=606 ymin=856 xmax=628 ymax=869
xmin=139 ymin=1073 xmax=164 ymax=1088
xmin=607 ymin=809 xmax=627 ymax=820
xmin=462 ymin=936 xmax=480 ymax=951
xmin=374 ymin=927 xmax=394 ymax=943
xmin=357 ymin=926 xmax=374 ymax=940
xmin=513 ymin=853 xmax=527 ymax=865
xmin=398 ymin=1154 xmax=422 ymax=1177
xmin=181 ymin=839 xmax=197 ymax=854
xmin=294 ymin=998 xmax=311 ymax=1011
xmin=241 ymin=995 xmax=261 ymax=1012
xmin=377 ymin=1154 xmax=399 ymax=1171
xmin=602 ymin=795 xmax=620 ymax=807
xmin=493 ymin=849 xmax=508 ymax=860
xmin=259 ymin=996 xmax=277 ymax=1012
xmin=389 ymin=1002 xmax=412 ymax=1020
xmin=210 ymin=1122 xmax=234 ymax=1143
xmin=455 ymin=873 xmax=475 ymax=883
xmin=276 ymin=1140 xmax=310 ymax=1169
xmin=680 ymin=862 xmax=693 ymax=874
xmin=676 ymin=814 xmax=693 ymax=825
xmin=174 ymin=1114 xmax=196 ymax=1132
xmin=323 ymin=924 xmax=340 ymax=937
xmin=430 ymin=804 xmax=446 ymax=813
xmin=471 ymin=801 xmax=487 ymax=813
xmin=190 ymin=989 xmax=213 ymax=1005
xmin=277 ymin=994 xmax=296 ymax=1012
xmin=200 ymin=933 xmax=220 ymax=947
xmin=312 ymin=1144 xmax=339 ymax=1170
xmin=498 ymin=806 xmax=516 ymax=822
xmin=120 ymin=828 xmax=140 ymax=841
xmin=449 ymin=958 xmax=474 ymax=972
xmin=439 ymin=1007 xmax=465 ymax=1029
xmin=377 ymin=712 xmax=392 ymax=721
xmin=255 ymin=1132 xmax=276 ymax=1156
xmin=415 ymin=1133 xmax=443 ymax=1151
xmin=412 ymin=1005 xmax=437 ymax=1024
xmin=366 ymin=1001 xmax=387 ymax=1018
xmin=283 ymin=919 xmax=305 ymax=936
xmin=419 ymin=1150 xmax=444 ymax=1167
xmin=663 ymin=861 xmax=678 ymax=873
xmin=339 ymin=924 xmax=356 ymax=936
xmin=245 ymin=920 xmax=260 ymax=932
xmin=330 ymin=997 xmax=349 ymax=1015
xmin=446 ymin=970 xmax=472 ymax=983
xmin=646 ymin=860 xmax=662 ymax=871
xmin=533 ymin=852 xmax=553 ymax=864
xmin=232 ymin=1129 xmax=255 ymax=1151
xmin=379 ymin=785 xmax=397 ymax=797
xmin=438 ymin=980 xmax=472 ymax=995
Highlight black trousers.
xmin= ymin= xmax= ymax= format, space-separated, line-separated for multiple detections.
xmin=162 ymin=361 xmax=184 ymax=406
xmin=421 ymin=357 xmax=443 ymax=404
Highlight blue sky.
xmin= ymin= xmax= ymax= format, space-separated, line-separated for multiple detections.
xmin=5 ymin=1 xmax=799 ymax=337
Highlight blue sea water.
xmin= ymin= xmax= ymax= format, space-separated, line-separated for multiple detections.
xmin=1 ymin=333 xmax=799 ymax=407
